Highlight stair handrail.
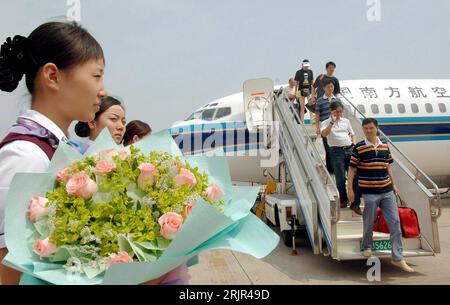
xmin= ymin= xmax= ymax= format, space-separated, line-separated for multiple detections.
xmin=339 ymin=93 xmax=442 ymax=220
xmin=275 ymin=92 xmax=341 ymax=223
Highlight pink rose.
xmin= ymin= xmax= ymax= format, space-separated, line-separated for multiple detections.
xmin=27 ymin=195 xmax=49 ymax=222
xmin=56 ymin=168 xmax=71 ymax=184
xmin=33 ymin=238 xmax=57 ymax=258
xmin=137 ymin=163 xmax=158 ymax=189
xmin=174 ymin=168 xmax=197 ymax=188
xmin=94 ymin=160 xmax=116 ymax=175
xmin=118 ymin=151 xmax=131 ymax=160
xmin=158 ymin=212 xmax=183 ymax=240
xmin=107 ymin=251 xmax=134 ymax=269
xmin=66 ymin=171 xmax=98 ymax=199
xmin=205 ymin=184 xmax=223 ymax=201
xmin=184 ymin=201 xmax=197 ymax=218
xmin=100 ymin=149 xmax=119 ymax=157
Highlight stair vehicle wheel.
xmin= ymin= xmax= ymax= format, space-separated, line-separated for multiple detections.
xmin=282 ymin=230 xmax=293 ymax=247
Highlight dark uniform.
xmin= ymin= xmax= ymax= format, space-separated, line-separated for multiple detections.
xmin=294 ymin=68 xmax=314 ymax=97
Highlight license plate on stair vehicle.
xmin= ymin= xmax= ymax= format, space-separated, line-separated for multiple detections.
xmin=372 ymin=240 xmax=392 ymax=251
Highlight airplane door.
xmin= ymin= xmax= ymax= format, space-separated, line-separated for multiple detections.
xmin=243 ymin=78 xmax=274 ymax=133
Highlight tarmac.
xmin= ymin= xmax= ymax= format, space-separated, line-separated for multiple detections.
xmin=188 ymin=198 xmax=450 ymax=285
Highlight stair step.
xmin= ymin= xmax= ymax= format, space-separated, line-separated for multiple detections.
xmin=338 ymin=232 xmax=391 ymax=241
xmin=338 ymin=220 xmax=364 ymax=225
xmin=338 ymin=210 xmax=363 ymax=222
xmin=337 ymin=234 xmax=422 ymax=254
xmin=336 ymin=249 xmax=434 ymax=261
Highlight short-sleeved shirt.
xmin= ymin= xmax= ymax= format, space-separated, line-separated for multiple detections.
xmin=315 ymin=95 xmax=341 ymax=122
xmin=0 ymin=110 xmax=68 ymax=248
xmin=320 ymin=117 xmax=354 ymax=147
xmin=283 ymin=85 xmax=296 ymax=100
xmin=349 ymin=138 xmax=394 ymax=194
xmin=314 ymin=74 xmax=341 ymax=98
xmin=294 ymin=69 xmax=314 ymax=90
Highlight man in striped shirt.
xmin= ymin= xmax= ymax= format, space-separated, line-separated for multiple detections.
xmin=347 ymin=118 xmax=414 ymax=272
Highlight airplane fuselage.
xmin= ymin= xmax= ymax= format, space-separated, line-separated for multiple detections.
xmin=170 ymin=79 xmax=450 ymax=186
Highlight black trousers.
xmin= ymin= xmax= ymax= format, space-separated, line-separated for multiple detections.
xmin=322 ymin=136 xmax=334 ymax=174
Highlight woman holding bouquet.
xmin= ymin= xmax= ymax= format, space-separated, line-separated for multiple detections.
xmin=0 ymin=21 xmax=189 ymax=286
xmin=0 ymin=21 xmax=108 ymax=284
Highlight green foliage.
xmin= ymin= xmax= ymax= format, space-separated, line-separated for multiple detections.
xmin=43 ymin=147 xmax=223 ymax=267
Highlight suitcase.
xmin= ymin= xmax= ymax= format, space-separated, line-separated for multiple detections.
xmin=373 ymin=195 xmax=421 ymax=238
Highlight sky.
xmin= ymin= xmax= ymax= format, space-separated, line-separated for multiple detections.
xmin=0 ymin=0 xmax=449 ymax=136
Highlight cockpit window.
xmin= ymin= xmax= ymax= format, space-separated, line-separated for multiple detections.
xmin=186 ymin=111 xmax=202 ymax=121
xmin=215 ymin=107 xmax=231 ymax=119
xmin=202 ymin=109 xmax=216 ymax=121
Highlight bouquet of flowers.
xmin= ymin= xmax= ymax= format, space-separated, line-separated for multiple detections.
xmin=2 ymin=129 xmax=279 ymax=285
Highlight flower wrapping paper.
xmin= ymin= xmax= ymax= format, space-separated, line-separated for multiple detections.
xmin=2 ymin=129 xmax=279 ymax=285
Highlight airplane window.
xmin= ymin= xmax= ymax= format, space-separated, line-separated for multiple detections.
xmin=357 ymin=105 xmax=366 ymax=114
xmin=397 ymin=104 xmax=406 ymax=114
xmin=209 ymin=103 xmax=219 ymax=107
xmin=425 ymin=103 xmax=433 ymax=113
xmin=202 ymin=109 xmax=216 ymax=121
xmin=186 ymin=111 xmax=202 ymax=120
xmin=215 ymin=107 xmax=232 ymax=119
xmin=438 ymin=103 xmax=447 ymax=113
xmin=371 ymin=104 xmax=379 ymax=114
xmin=411 ymin=103 xmax=419 ymax=113
xmin=384 ymin=104 xmax=393 ymax=114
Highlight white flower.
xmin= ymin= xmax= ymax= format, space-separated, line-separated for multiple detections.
xmin=141 ymin=195 xmax=156 ymax=207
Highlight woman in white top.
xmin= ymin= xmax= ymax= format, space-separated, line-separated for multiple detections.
xmin=72 ymin=96 xmax=126 ymax=154
xmin=0 ymin=21 xmax=107 ymax=284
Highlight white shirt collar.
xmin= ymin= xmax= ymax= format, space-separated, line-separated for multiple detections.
xmin=323 ymin=94 xmax=336 ymax=100
xmin=365 ymin=137 xmax=383 ymax=148
xmin=19 ymin=109 xmax=68 ymax=142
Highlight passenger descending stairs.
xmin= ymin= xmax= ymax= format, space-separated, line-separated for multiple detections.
xmin=336 ymin=209 xmax=430 ymax=260
xmin=303 ymin=123 xmax=430 ymax=259
xmin=273 ymin=90 xmax=440 ymax=260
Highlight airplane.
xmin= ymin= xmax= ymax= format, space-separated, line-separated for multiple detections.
xmin=170 ymin=79 xmax=450 ymax=189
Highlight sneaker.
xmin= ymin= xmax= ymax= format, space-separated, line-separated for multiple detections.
xmin=350 ymin=206 xmax=363 ymax=215
xmin=391 ymin=260 xmax=415 ymax=273
xmin=363 ymin=249 xmax=373 ymax=258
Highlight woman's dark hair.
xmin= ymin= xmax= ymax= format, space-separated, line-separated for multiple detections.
xmin=330 ymin=100 xmax=344 ymax=111
xmin=326 ymin=61 xmax=336 ymax=69
xmin=362 ymin=118 xmax=379 ymax=127
xmin=74 ymin=96 xmax=124 ymax=138
xmin=123 ymin=120 xmax=152 ymax=146
xmin=0 ymin=21 xmax=104 ymax=93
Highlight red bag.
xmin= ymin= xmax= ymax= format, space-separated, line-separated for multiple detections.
xmin=373 ymin=196 xmax=421 ymax=238
xmin=373 ymin=208 xmax=389 ymax=234
xmin=398 ymin=207 xmax=421 ymax=238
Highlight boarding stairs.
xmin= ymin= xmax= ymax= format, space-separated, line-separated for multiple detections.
xmin=244 ymin=78 xmax=441 ymax=260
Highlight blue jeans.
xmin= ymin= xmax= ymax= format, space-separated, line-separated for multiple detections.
xmin=330 ymin=146 xmax=360 ymax=207
xmin=362 ymin=191 xmax=404 ymax=261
